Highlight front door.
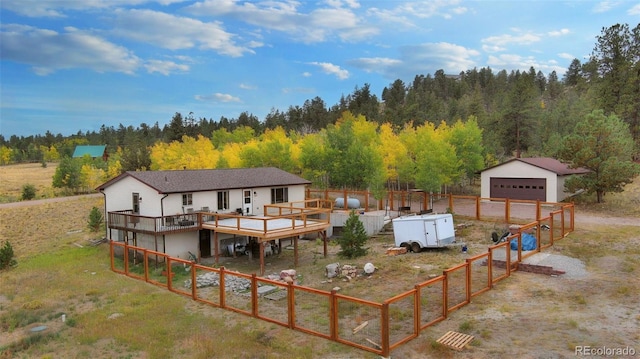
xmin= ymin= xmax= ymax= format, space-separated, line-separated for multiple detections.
xmin=199 ymin=230 xmax=211 ymax=257
xmin=132 ymin=193 xmax=140 ymax=214
xmin=243 ymin=189 xmax=253 ymax=215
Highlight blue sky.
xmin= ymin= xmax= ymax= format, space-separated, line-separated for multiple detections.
xmin=1 ymin=0 xmax=639 ymax=138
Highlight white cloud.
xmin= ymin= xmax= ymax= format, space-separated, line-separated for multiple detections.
xmin=144 ymin=60 xmax=189 ymax=75
xmin=401 ymin=42 xmax=479 ymax=71
xmin=482 ymin=32 xmax=542 ymax=49
xmin=558 ymin=52 xmax=575 ymax=60
xmin=184 ymin=0 xmax=378 ymax=43
xmin=350 ymin=43 xmax=479 ymax=80
xmin=111 ymin=9 xmax=255 ymax=57
xmin=0 ymin=24 xmax=140 ymax=75
xmin=482 ymin=44 xmax=505 ymax=53
xmin=593 ymin=1 xmax=617 ymax=13
xmin=1 ymin=0 xmax=188 ymax=17
xmin=629 ymin=3 xmax=640 ymax=15
xmin=368 ymin=0 xmax=464 ymax=26
xmin=282 ymin=87 xmax=316 ymax=94
xmin=302 ymin=72 xmax=312 ymax=77
xmin=307 ymin=62 xmax=350 ymax=80
xmin=487 ymin=53 xmax=565 ymax=74
xmin=548 ymin=28 xmax=570 ymax=37
xmin=239 ymin=83 xmax=257 ymax=90
xmin=347 ymin=57 xmax=402 ymax=73
xmin=195 ymin=93 xmax=241 ymax=102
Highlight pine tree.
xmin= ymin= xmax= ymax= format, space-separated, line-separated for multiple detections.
xmin=337 ymin=211 xmax=368 ymax=259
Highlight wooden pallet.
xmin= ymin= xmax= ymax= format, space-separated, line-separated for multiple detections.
xmin=436 ymin=331 xmax=474 ymax=351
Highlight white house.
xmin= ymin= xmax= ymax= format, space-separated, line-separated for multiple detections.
xmin=96 ymin=167 xmax=331 ymax=272
xmin=480 ymin=157 xmax=589 ymax=202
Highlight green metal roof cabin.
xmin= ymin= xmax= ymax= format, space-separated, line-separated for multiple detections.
xmin=72 ymin=145 xmax=108 ymax=161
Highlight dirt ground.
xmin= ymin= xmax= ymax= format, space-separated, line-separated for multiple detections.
xmin=1 ymin=196 xmax=638 ymax=358
xmin=194 ymin=203 xmax=639 ymax=358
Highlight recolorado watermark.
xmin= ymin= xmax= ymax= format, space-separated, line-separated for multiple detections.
xmin=575 ymin=346 xmax=636 ymax=357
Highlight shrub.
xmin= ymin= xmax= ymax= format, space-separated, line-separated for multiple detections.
xmin=87 ymin=206 xmax=104 ymax=232
xmin=336 ymin=211 xmax=368 ymax=259
xmin=0 ymin=240 xmax=17 ymax=270
xmin=21 ymin=184 xmax=36 ymax=200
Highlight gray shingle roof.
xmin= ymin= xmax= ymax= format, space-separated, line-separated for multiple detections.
xmin=481 ymin=157 xmax=590 ymax=175
xmin=97 ymin=167 xmax=311 ymax=193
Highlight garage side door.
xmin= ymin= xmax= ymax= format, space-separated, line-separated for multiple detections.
xmin=490 ymin=178 xmax=546 ymax=201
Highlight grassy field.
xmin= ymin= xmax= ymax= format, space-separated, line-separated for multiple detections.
xmin=0 ymin=164 xmax=639 ymax=358
xmin=0 ymin=163 xmax=62 ymax=203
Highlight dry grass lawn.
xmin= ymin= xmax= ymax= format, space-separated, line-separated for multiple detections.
xmin=0 ymin=162 xmax=60 ymax=203
xmin=0 ymin=163 xmax=639 ymax=358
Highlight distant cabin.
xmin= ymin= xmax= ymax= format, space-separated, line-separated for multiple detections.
xmin=73 ymin=145 xmax=108 ymax=161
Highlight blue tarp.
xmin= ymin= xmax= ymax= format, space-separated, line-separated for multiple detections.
xmin=510 ymin=232 xmax=537 ymax=251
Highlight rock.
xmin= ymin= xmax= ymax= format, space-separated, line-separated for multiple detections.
xmin=108 ymin=313 xmax=123 ymax=320
xmin=364 ymin=262 xmax=375 ymax=274
xmin=332 ymin=287 xmax=341 ymax=292
xmin=326 ymin=263 xmax=340 ymax=278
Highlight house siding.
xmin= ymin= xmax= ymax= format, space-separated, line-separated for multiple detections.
xmin=481 ymin=161 xmax=558 ymax=202
xmin=100 ymin=170 xmax=310 ymax=259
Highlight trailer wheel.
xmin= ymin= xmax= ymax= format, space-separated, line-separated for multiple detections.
xmin=411 ymin=242 xmax=421 ymax=253
xmin=400 ymin=243 xmax=410 ymax=251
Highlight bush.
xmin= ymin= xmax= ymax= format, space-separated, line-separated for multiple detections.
xmin=87 ymin=206 xmax=104 ymax=232
xmin=336 ymin=211 xmax=369 ymax=259
xmin=21 ymin=184 xmax=36 ymax=200
xmin=0 ymin=240 xmax=17 ymax=270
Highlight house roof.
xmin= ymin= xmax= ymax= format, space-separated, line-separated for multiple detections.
xmin=97 ymin=167 xmax=312 ymax=193
xmin=482 ymin=157 xmax=590 ymax=176
xmin=73 ymin=145 xmax=106 ymax=158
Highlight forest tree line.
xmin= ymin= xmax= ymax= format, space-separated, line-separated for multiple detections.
xmin=1 ymin=24 xmax=639 ymax=201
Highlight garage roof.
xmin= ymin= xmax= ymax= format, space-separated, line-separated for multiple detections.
xmin=482 ymin=157 xmax=590 ymax=175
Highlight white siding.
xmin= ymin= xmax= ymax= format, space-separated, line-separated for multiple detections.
xmin=103 ymin=176 xmax=309 ymax=258
xmin=164 ymin=232 xmax=199 ymax=260
xmin=481 ymin=161 xmax=558 ymax=202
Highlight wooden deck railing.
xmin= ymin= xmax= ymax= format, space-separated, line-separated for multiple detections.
xmin=110 ymin=200 xmax=575 ymax=357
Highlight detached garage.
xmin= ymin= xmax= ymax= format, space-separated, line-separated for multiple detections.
xmin=480 ymin=157 xmax=589 ymax=202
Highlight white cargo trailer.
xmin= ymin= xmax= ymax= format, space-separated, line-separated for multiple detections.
xmin=392 ymin=213 xmax=457 ymax=252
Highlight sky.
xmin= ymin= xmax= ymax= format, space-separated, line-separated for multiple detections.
xmin=1 ymin=1 xmax=639 ymax=138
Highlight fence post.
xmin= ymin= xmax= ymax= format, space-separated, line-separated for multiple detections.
xmin=143 ymin=249 xmax=149 ymax=282
xmin=381 ymin=302 xmax=390 ymax=357
xmin=442 ymin=272 xmax=448 ymax=318
xmin=465 ymin=260 xmax=471 ymax=303
xmin=109 ymin=241 xmax=115 ymax=271
xmin=220 ymin=266 xmax=226 ymax=309
xmin=330 ymin=290 xmax=338 ymax=341
xmin=364 ymin=190 xmax=369 ymax=212
xmin=536 ymin=200 xmax=541 ymax=221
xmin=505 ymin=198 xmax=511 ymax=222
xmin=287 ymin=282 xmax=295 ymax=329
xmin=167 ymin=257 xmax=173 ymax=291
xmin=343 ymin=189 xmax=348 ymax=211
xmin=251 ymin=274 xmax=258 ymax=317
xmin=191 ymin=263 xmax=197 ymax=300
xmin=124 ymin=241 xmax=129 ymax=275
xmin=487 ymin=249 xmax=493 ymax=287
xmin=448 ymin=194 xmax=453 ymax=213
xmin=475 ymin=196 xmax=480 ymax=220
xmin=414 ymin=285 xmax=421 ymax=335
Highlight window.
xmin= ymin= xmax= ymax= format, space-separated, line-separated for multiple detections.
xmin=271 ymin=187 xmax=288 ymax=203
xmin=217 ymin=191 xmax=229 ymax=210
xmin=182 ymin=193 xmax=193 ymax=206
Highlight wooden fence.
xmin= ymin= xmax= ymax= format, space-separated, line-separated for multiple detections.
xmin=109 ymin=198 xmax=575 ymax=357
